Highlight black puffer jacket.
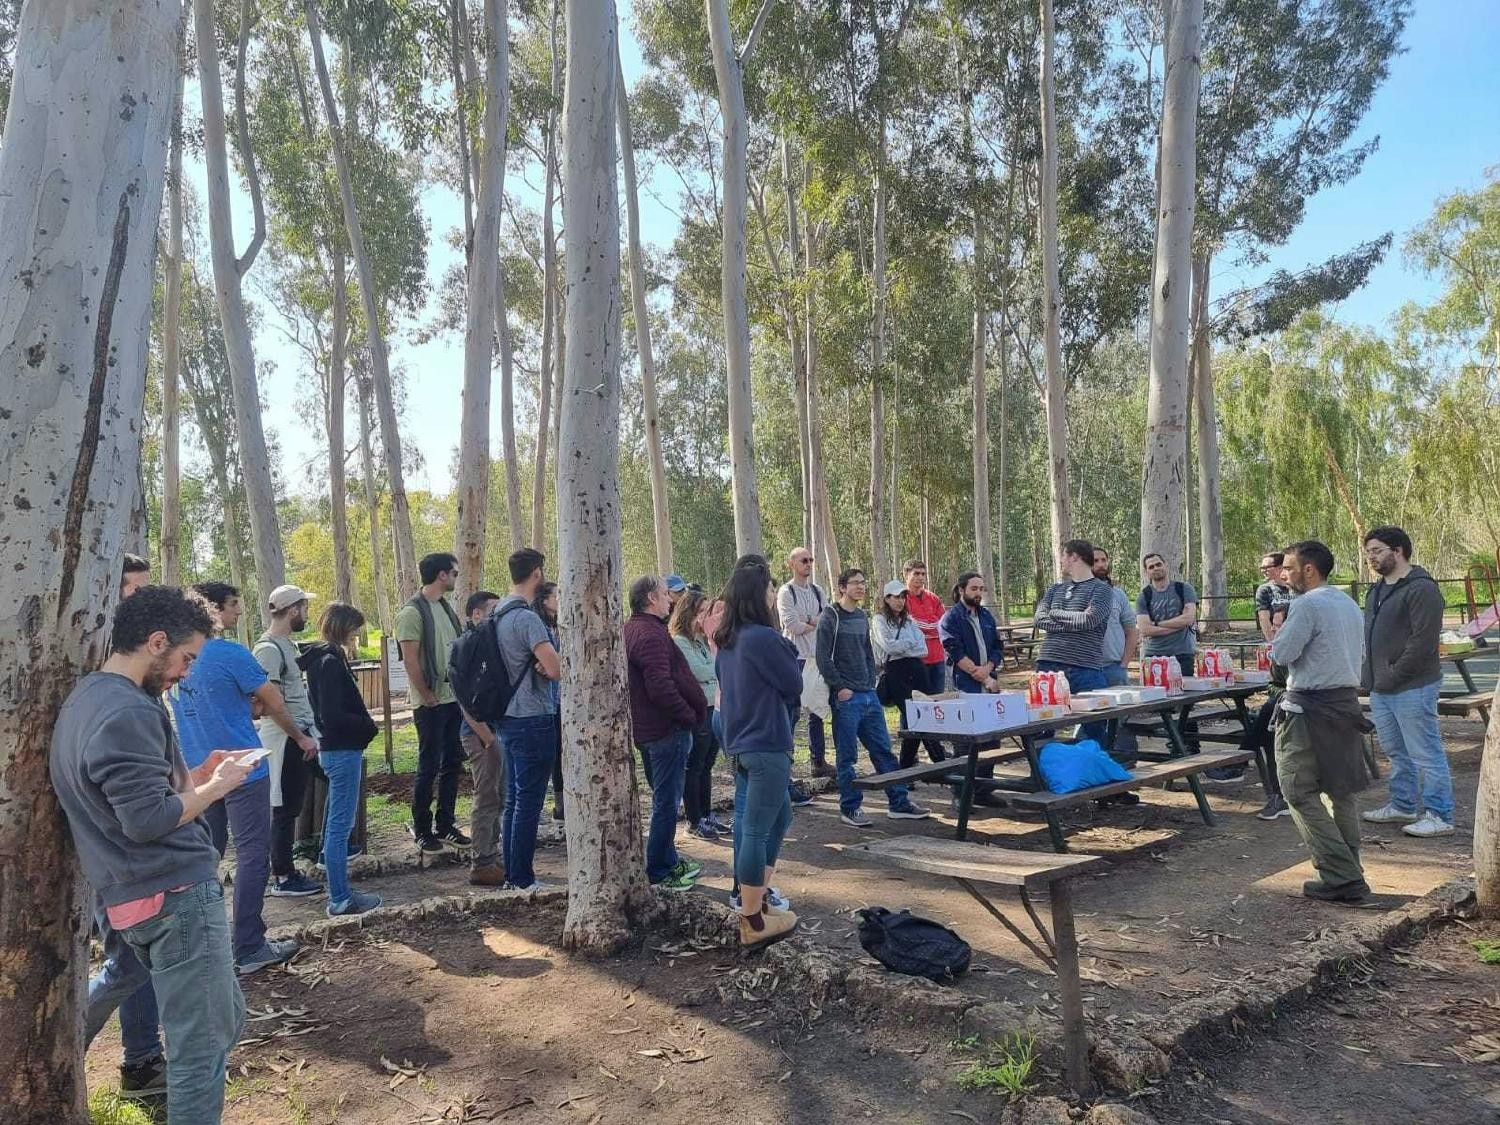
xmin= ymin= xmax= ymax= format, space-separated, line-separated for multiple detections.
xmin=300 ymin=643 xmax=379 ymax=751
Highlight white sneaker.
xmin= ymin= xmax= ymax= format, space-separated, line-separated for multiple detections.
xmin=1401 ymin=812 xmax=1455 ymax=838
xmin=1361 ymin=803 xmax=1419 ymax=824
xmin=730 ymin=887 xmax=791 ymax=912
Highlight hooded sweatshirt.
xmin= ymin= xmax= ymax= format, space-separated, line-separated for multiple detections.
xmin=1361 ymin=564 xmax=1445 ymax=694
xmin=301 ymin=642 xmax=379 ymax=750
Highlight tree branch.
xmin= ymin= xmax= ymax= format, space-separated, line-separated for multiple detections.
xmin=234 ymin=0 xmax=267 ymax=276
xmin=738 ymin=0 xmax=776 ymax=68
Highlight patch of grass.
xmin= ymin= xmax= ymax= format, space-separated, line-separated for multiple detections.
xmin=1473 ymin=938 xmax=1500 ymax=965
xmin=88 ymin=1089 xmax=156 ymax=1125
xmin=955 ymin=1033 xmax=1037 ymax=1098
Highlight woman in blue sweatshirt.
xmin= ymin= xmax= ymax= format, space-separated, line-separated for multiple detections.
xmin=714 ymin=565 xmax=803 ymax=947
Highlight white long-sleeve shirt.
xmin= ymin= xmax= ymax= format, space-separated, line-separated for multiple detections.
xmin=872 ymin=614 xmax=928 ymax=668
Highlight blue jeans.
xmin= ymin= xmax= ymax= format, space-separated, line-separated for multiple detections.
xmin=203 ymin=774 xmax=271 ymax=961
xmin=640 ymin=729 xmax=691 ymax=883
xmin=319 ymin=750 xmax=364 ymax=905
xmin=1371 ymin=680 xmax=1452 ymax=821
xmin=1035 ymin=661 xmax=1110 ymax=744
xmin=500 ymin=714 xmax=558 ymax=888
xmin=831 ymin=690 xmax=909 ymax=814
xmin=1101 ymin=663 xmax=1139 ymax=760
xmin=86 ymin=910 xmax=162 ymax=1066
xmin=793 ymin=658 xmax=827 ymax=766
xmin=120 ymin=881 xmax=246 ymax=1124
xmin=732 ymin=752 xmax=793 ymax=887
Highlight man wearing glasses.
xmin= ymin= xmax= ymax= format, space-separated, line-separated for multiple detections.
xmin=1254 ymin=552 xmax=1293 ymax=641
xmin=777 ymin=548 xmax=834 ymax=787
xmin=1359 ymin=526 xmax=1453 ymax=839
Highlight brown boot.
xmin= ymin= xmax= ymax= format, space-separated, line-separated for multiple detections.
xmin=739 ymin=908 xmax=798 ymax=949
xmin=469 ymin=864 xmax=506 ymax=887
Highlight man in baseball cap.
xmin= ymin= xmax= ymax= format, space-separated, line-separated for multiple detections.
xmin=254 ymin=585 xmax=323 ymax=900
xmin=664 ymin=574 xmax=688 ymax=610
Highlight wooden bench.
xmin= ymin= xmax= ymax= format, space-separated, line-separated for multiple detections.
xmin=1438 ymin=691 xmax=1492 ymax=723
xmin=852 ymin=745 xmax=1026 ymax=790
xmin=1004 ymin=748 xmax=1254 ymax=835
xmin=845 ymin=835 xmax=1102 ymax=1097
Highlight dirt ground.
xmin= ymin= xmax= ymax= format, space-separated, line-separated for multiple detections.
xmin=1145 ymin=917 xmax=1500 ymax=1124
xmin=86 ymin=703 xmax=1492 ymax=1122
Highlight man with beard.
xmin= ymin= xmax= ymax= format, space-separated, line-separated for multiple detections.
xmin=255 ymin=586 xmax=325 ymax=898
xmin=1359 ymin=526 xmax=1454 ymax=838
xmin=59 ymin=586 xmax=257 ymax=1122
xmin=1270 ymin=541 xmax=1373 ymax=902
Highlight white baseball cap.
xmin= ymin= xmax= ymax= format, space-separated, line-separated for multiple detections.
xmin=267 ymin=584 xmax=316 ymax=611
xmin=882 ymin=580 xmax=908 ymax=598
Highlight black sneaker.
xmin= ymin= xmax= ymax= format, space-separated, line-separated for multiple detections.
xmin=788 ymin=782 xmax=815 ymax=807
xmin=1302 ymin=878 xmax=1370 ymax=902
xmin=414 ymin=833 xmax=446 ymax=853
xmin=1256 ymin=794 xmax=1291 ymax=821
xmin=438 ymin=827 xmax=472 ymax=847
xmin=1202 ymin=766 xmax=1246 ymax=787
xmin=118 ymin=1056 xmax=167 ymax=1098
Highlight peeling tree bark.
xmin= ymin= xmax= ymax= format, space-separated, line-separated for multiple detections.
xmin=868 ymin=118 xmax=890 ymax=583
xmin=329 ymin=253 xmax=353 ymax=604
xmin=195 ymin=0 xmax=285 ymax=618
xmin=558 ymin=0 xmax=657 ymax=954
xmin=1191 ymin=252 xmax=1227 ymax=627
xmin=705 ymin=0 xmax=766 ymax=557
xmin=617 ymin=50 xmax=673 ymax=574
xmin=161 ymin=70 xmax=185 ymax=587
xmin=305 ymin=0 xmax=418 ymax=597
xmin=355 ymin=361 xmax=393 ymax=635
xmin=1476 ymin=680 xmax=1500 ymax=915
xmin=454 ymin=0 xmax=509 ymax=604
xmin=1038 ymin=0 xmax=1072 ymax=572
xmin=1140 ymin=0 xmax=1203 ymax=577
xmin=0 ymin=3 xmax=182 ymax=1117
xmin=531 ymin=0 xmax=561 ymax=550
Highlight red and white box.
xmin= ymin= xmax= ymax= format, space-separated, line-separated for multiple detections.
xmin=1028 ymin=671 xmax=1072 ymax=707
xmin=1197 ymin=648 xmax=1234 ymax=678
xmin=1255 ymin=645 xmax=1273 ymax=672
xmin=1141 ymin=656 xmax=1183 ymax=695
xmin=905 ymin=692 xmax=1030 ymax=736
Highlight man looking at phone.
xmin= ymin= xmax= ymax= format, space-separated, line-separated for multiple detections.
xmin=57 ymin=586 xmax=257 ymax=1123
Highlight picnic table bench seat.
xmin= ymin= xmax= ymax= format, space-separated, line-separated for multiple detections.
xmin=1437 ymin=691 xmax=1492 ymax=722
xmin=1002 ymin=748 xmax=1253 ymax=815
xmin=844 ymin=836 xmax=1099 ymax=1096
xmin=851 ymin=745 xmax=1026 ymax=790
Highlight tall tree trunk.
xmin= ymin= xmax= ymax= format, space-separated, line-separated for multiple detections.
xmin=454 ymin=0 xmax=509 ymax=605
xmin=617 ymin=52 xmax=674 ymax=574
xmin=0 ymin=3 xmax=180 ymax=1116
xmin=329 ymin=253 xmax=353 ymax=604
xmin=704 ymin=0 xmax=765 ymax=557
xmin=1192 ymin=252 xmax=1227 ymax=627
xmin=971 ymin=211 xmax=993 ymax=584
xmin=531 ymin=0 xmax=562 ymax=550
xmin=868 ymin=118 xmax=890 ymax=582
xmin=448 ymin=0 xmax=475 ymax=256
xmin=1139 ymin=0 xmax=1203 ymax=577
xmin=161 ymin=78 xmax=185 ymax=587
xmin=304 ymin=0 xmax=418 ymax=597
xmin=195 ymin=0 xmax=285 ymax=614
xmin=496 ymin=264 xmax=524 ymax=551
xmin=356 ymin=364 xmax=394 ymax=635
xmin=558 ymin=0 xmax=656 ymax=953
xmin=997 ymin=317 xmax=1011 ymax=623
xmin=1038 ymin=0 xmax=1071 ymax=572
xmin=1475 ymin=679 xmax=1500 ymax=916
xmin=804 ymin=222 xmax=841 ymax=590
xmin=782 ymin=137 xmax=813 ymax=553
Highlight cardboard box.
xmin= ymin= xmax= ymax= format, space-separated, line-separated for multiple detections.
xmin=1181 ymin=675 xmax=1231 ymax=691
xmin=1028 ymin=704 xmax=1071 ymax=723
xmin=1235 ymin=670 xmax=1271 ymax=685
xmin=1068 ymin=695 xmax=1110 ymax=712
xmin=1090 ymin=686 xmax=1167 ymax=705
xmin=905 ymin=691 xmax=1030 ymax=736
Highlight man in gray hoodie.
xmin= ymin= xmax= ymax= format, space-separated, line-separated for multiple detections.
xmin=1358 ymin=525 xmax=1454 ymax=838
xmin=55 ymin=586 xmax=257 ymax=1123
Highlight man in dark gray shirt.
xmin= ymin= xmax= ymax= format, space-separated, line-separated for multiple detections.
xmin=815 ymin=568 xmax=929 ymax=828
xmin=55 ymin=587 xmax=256 ymax=1124
xmin=1034 ymin=540 xmax=1116 ymax=743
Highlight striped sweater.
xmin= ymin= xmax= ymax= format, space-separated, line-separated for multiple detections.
xmin=1033 ymin=577 xmax=1115 ymax=669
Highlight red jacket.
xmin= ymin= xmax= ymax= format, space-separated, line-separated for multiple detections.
xmin=906 ymin=587 xmax=947 ymax=665
xmin=623 ymin=611 xmax=707 ymax=744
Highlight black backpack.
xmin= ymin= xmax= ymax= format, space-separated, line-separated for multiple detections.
xmin=447 ymin=601 xmax=533 ymax=722
xmin=857 ymin=907 xmax=971 ymax=982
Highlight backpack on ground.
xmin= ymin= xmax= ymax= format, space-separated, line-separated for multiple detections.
xmin=856 ymin=907 xmax=971 ymax=982
xmin=448 ymin=602 xmax=531 ymax=722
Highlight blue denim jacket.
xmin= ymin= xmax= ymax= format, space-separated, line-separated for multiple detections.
xmin=938 ymin=602 xmax=1003 ymax=693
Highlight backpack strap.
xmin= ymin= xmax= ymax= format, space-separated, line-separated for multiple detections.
xmin=407 ymin=594 xmax=440 ymax=695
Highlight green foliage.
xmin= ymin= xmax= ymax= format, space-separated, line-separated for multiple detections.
xmin=88 ymin=1089 xmax=155 ymax=1125
xmin=1472 ymin=939 xmax=1500 ymax=966
xmin=954 ymin=1032 xmax=1037 ymax=1097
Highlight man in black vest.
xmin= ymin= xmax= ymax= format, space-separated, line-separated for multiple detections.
xmin=396 ymin=552 xmax=470 ymax=852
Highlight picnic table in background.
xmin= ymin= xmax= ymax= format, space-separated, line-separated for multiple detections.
xmin=861 ymin=684 xmax=1260 ymax=851
xmin=1437 ymin=647 xmax=1493 ymax=724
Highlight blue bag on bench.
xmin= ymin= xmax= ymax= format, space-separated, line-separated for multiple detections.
xmin=1038 ymin=740 xmax=1131 ymax=794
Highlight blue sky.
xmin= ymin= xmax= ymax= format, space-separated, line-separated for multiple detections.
xmin=203 ymin=1 xmax=1499 ymax=496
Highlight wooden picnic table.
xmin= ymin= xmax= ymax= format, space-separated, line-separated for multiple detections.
xmin=870 ymin=684 xmax=1262 ymax=852
xmin=1438 ymin=649 xmax=1492 ymax=724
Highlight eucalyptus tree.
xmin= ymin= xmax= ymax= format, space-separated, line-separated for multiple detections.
xmin=0 ymin=2 xmax=180 ymax=1113
xmin=1139 ymin=0 xmax=1202 ymax=577
xmin=557 ymin=0 xmax=658 ymax=953
xmin=195 ymin=0 xmax=284 ymax=623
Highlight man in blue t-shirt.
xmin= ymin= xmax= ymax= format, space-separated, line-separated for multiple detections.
xmin=170 ymin=582 xmax=312 ymax=975
xmin=1135 ymin=553 xmax=1199 ymax=678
